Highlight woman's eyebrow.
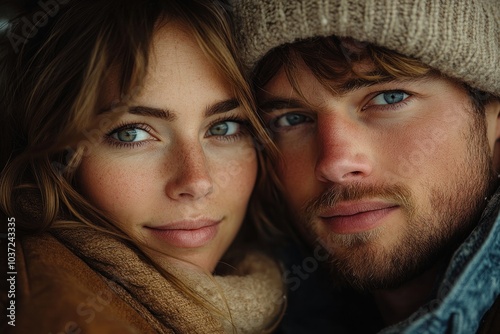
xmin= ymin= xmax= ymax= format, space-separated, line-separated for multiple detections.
xmin=99 ymin=104 xmax=177 ymax=121
xmin=128 ymin=106 xmax=177 ymax=121
xmin=205 ymin=98 xmax=240 ymax=117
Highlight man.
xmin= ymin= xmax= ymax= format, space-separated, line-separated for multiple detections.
xmin=233 ymin=0 xmax=500 ymax=333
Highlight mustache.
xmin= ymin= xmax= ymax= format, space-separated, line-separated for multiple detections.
xmin=303 ymin=183 xmax=415 ymax=218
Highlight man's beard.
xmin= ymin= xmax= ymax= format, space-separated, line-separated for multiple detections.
xmin=296 ymin=113 xmax=496 ymax=291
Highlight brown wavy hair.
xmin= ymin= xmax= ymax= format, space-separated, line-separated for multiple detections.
xmin=0 ymin=0 xmax=279 ymax=235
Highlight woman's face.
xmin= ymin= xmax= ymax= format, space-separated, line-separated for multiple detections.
xmin=78 ymin=22 xmax=258 ymax=272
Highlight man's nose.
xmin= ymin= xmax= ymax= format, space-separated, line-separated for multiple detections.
xmin=165 ymin=141 xmax=214 ymax=201
xmin=314 ymin=113 xmax=373 ymax=184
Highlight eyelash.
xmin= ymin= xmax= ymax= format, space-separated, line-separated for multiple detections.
xmin=105 ymin=122 xmax=154 ymax=149
xmin=362 ymin=90 xmax=412 ymax=112
xmin=206 ymin=115 xmax=251 ymax=142
xmin=269 ymin=111 xmax=314 ymax=132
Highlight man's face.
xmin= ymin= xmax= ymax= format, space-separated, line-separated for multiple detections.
xmin=259 ymin=58 xmax=498 ymax=290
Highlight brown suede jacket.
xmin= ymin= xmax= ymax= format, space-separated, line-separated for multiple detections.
xmin=2 ymin=233 xmax=163 ymax=333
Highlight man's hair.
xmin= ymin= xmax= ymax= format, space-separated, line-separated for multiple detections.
xmin=253 ymin=36 xmax=496 ymax=115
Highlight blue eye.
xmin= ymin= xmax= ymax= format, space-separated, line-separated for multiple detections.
xmin=371 ymin=91 xmax=409 ymax=105
xmin=208 ymin=121 xmax=240 ymax=136
xmin=110 ymin=127 xmax=152 ymax=142
xmin=273 ymin=113 xmax=312 ymax=128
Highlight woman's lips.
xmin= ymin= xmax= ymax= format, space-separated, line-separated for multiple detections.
xmin=145 ymin=219 xmax=222 ymax=248
xmin=319 ymin=201 xmax=399 ymax=234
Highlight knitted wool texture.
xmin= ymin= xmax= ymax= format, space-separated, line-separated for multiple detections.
xmin=232 ymin=0 xmax=500 ymax=97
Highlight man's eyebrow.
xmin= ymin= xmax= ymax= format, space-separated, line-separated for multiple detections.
xmin=258 ymin=98 xmax=306 ymax=112
xmin=339 ymin=78 xmax=379 ymax=93
xmin=259 ymin=76 xmax=406 ymax=110
xmin=337 ymin=76 xmax=397 ymax=94
xmin=205 ymin=98 xmax=240 ymax=117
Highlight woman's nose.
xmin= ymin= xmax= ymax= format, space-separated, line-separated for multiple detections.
xmin=165 ymin=141 xmax=214 ymax=201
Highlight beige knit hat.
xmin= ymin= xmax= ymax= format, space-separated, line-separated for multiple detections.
xmin=231 ymin=0 xmax=500 ymax=97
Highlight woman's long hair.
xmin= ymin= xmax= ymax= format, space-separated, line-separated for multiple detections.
xmin=1 ymin=0 xmax=279 ymax=235
xmin=0 ymin=0 xmax=281 ymax=325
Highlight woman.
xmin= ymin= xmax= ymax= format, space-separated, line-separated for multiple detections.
xmin=0 ymin=0 xmax=285 ymax=333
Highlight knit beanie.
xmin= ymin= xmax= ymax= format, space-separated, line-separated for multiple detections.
xmin=231 ymin=0 xmax=500 ymax=97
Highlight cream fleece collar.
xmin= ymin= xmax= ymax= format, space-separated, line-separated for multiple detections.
xmin=52 ymin=225 xmax=285 ymax=333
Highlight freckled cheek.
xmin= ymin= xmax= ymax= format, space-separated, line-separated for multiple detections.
xmin=77 ymin=158 xmax=152 ymax=222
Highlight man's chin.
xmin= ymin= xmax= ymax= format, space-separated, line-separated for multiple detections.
xmin=322 ymin=254 xmax=428 ymax=292
xmin=312 ymin=232 xmax=445 ymax=292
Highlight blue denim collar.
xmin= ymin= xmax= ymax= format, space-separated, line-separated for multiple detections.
xmin=381 ymin=188 xmax=500 ymax=333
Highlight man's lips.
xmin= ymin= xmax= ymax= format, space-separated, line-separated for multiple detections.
xmin=145 ymin=218 xmax=222 ymax=248
xmin=319 ymin=201 xmax=399 ymax=234
xmin=320 ymin=201 xmax=398 ymax=217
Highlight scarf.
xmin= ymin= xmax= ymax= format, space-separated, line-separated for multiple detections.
xmin=51 ymin=224 xmax=286 ymax=333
